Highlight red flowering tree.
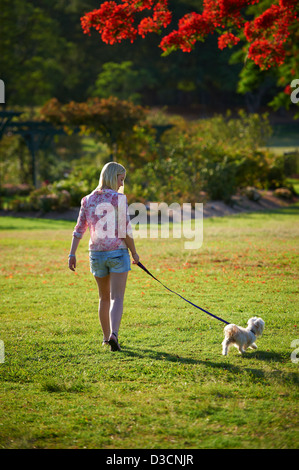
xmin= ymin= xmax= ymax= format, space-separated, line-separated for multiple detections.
xmin=80 ymin=0 xmax=298 ymax=72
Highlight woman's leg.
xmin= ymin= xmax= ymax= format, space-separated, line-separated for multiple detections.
xmin=109 ymin=271 xmax=128 ymax=337
xmin=94 ymin=274 xmax=110 ymax=341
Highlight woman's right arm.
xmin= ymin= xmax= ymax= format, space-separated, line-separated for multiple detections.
xmin=68 ymin=197 xmax=88 ymax=271
xmin=68 ymin=235 xmax=81 ymax=271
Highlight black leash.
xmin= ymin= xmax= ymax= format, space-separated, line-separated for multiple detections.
xmin=137 ymin=261 xmax=230 ymax=325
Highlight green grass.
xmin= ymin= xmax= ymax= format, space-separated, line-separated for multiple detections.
xmin=288 ymin=178 xmax=299 ymax=195
xmin=0 ymin=206 xmax=299 ymax=449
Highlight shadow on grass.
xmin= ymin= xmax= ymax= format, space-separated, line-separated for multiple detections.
xmin=241 ymin=350 xmax=298 ymax=384
xmin=245 ymin=350 xmax=289 ymax=362
xmin=122 ymin=346 xmax=242 ymax=373
xmin=122 ymin=346 xmax=298 ymax=385
xmin=123 ymin=346 xmax=287 ymax=364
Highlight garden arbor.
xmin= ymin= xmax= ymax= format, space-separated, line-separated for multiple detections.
xmin=0 ymin=110 xmax=65 ymax=188
xmin=40 ymin=96 xmax=150 ymax=165
xmin=0 ymin=97 xmax=150 ymax=189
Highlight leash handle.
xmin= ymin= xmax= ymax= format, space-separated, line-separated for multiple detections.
xmin=137 ymin=261 xmax=230 ymax=325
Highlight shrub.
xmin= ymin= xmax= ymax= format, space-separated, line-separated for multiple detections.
xmin=274 ymin=187 xmax=293 ymax=200
xmin=283 ymin=151 xmax=299 ymax=177
xmin=201 ymin=156 xmax=238 ymax=203
xmin=28 ymin=185 xmax=71 ymax=212
xmin=3 ymin=109 xmax=290 ymax=208
xmin=0 ymin=183 xmax=33 ymax=197
xmin=53 ymin=179 xmax=90 ymax=207
xmin=53 ymin=164 xmax=100 ymax=206
xmin=243 ymin=187 xmax=262 ymax=202
xmin=126 ymin=111 xmax=285 ymax=203
xmin=266 ymin=156 xmax=286 ymax=189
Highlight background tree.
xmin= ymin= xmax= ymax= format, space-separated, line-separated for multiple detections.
xmin=80 ymin=0 xmax=299 ymax=113
xmin=0 ymin=0 xmax=264 ymax=111
xmin=80 ymin=0 xmax=298 ymax=69
xmin=40 ymin=96 xmax=154 ymax=165
xmin=0 ymin=0 xmax=78 ymax=105
xmin=89 ymin=61 xmax=157 ymax=103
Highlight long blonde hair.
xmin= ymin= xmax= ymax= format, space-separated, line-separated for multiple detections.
xmin=98 ymin=162 xmax=126 ymax=192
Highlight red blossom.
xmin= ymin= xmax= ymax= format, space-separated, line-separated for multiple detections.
xmin=284 ymin=84 xmax=292 ymax=94
xmin=218 ymin=32 xmax=240 ymax=49
xmin=80 ymin=0 xmax=299 ymax=70
xmin=138 ymin=2 xmax=172 ymax=37
xmin=244 ymin=0 xmax=297 ymax=69
xmin=160 ymin=12 xmax=212 ymax=53
xmin=81 ymin=2 xmax=137 ymax=44
xmin=248 ymin=39 xmax=286 ymax=69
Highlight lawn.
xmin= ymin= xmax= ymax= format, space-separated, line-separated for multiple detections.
xmin=0 ymin=206 xmax=298 ymax=449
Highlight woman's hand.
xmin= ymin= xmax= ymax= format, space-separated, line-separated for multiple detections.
xmin=68 ymin=255 xmax=76 ymax=271
xmin=132 ymin=252 xmax=140 ymax=264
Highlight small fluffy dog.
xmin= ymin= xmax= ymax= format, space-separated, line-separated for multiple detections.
xmin=222 ymin=316 xmax=265 ymax=356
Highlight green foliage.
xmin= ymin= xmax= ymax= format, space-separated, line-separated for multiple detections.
xmin=89 ymin=61 xmax=157 ymax=104
xmin=201 ymin=156 xmax=238 ymax=203
xmin=0 ymin=0 xmax=73 ymax=105
xmin=27 ymin=185 xmax=71 ymax=212
xmin=230 ymin=1 xmax=299 ymax=116
xmin=40 ymin=97 xmax=147 ymax=151
xmin=0 ymin=135 xmax=33 ymax=186
xmin=1 ymin=0 xmax=298 ymax=112
xmin=127 ymin=111 xmax=283 ymax=203
xmin=1 ymin=110 xmax=294 ymax=208
xmin=0 ymin=184 xmax=32 ymax=197
xmin=40 ymin=97 xmax=158 ymax=170
xmin=53 ymin=164 xmax=100 ymax=207
xmin=5 ymin=164 xmax=101 ymax=211
xmin=0 ymin=0 xmax=254 ymax=109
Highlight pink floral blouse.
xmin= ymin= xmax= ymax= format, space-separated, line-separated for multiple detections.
xmin=73 ymin=188 xmax=132 ymax=251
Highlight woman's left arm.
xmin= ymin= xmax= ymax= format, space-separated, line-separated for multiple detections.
xmin=124 ymin=232 xmax=139 ymax=264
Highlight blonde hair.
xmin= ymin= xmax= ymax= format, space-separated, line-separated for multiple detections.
xmin=98 ymin=162 xmax=126 ymax=192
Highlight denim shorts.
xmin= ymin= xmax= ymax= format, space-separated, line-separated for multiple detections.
xmin=89 ymin=249 xmax=131 ymax=278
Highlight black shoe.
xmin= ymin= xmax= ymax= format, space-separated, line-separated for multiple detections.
xmin=108 ymin=332 xmax=121 ymax=352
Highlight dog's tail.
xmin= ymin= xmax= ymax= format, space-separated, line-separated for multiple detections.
xmin=224 ymin=324 xmax=238 ymax=339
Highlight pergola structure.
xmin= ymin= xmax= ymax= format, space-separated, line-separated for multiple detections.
xmin=0 ymin=110 xmax=173 ymax=189
xmin=0 ymin=110 xmax=22 ymax=140
xmin=0 ymin=110 xmax=65 ymax=188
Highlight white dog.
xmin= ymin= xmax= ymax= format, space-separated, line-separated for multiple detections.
xmin=222 ymin=317 xmax=265 ymax=356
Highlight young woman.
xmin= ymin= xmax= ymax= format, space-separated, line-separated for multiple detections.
xmin=68 ymin=162 xmax=139 ymax=351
